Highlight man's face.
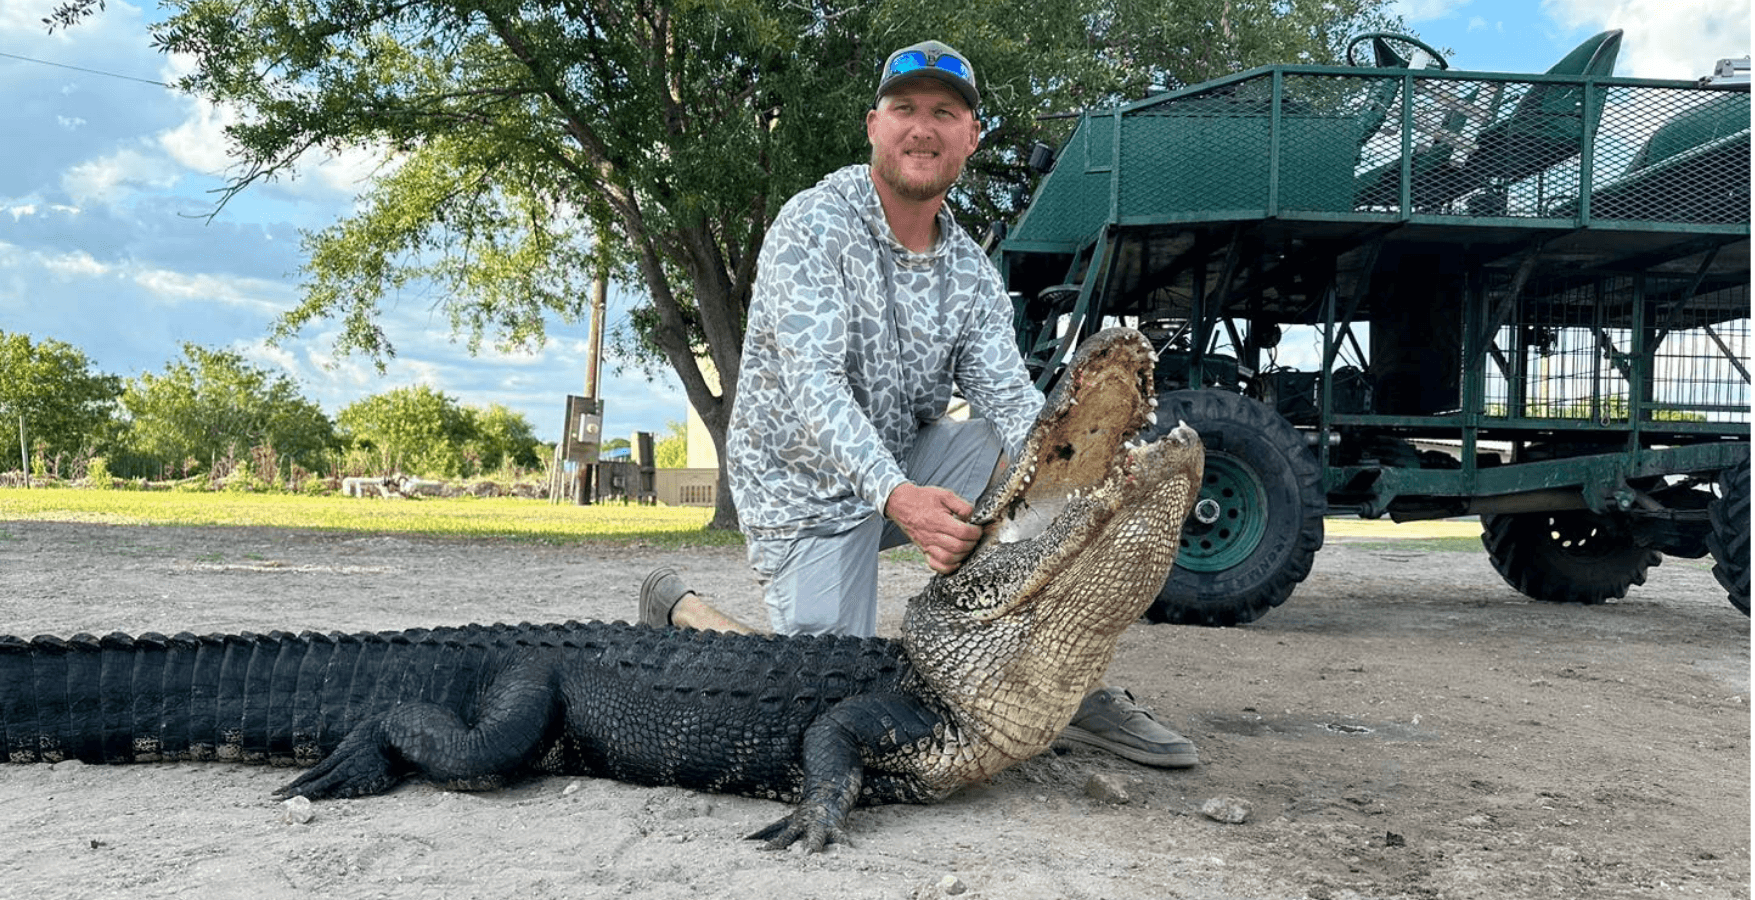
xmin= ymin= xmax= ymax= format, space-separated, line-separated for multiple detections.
xmin=866 ymin=80 xmax=981 ymax=203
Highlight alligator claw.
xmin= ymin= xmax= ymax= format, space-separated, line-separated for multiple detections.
xmin=275 ymin=727 xmax=401 ymax=799
xmin=747 ymin=807 xmax=853 ymax=853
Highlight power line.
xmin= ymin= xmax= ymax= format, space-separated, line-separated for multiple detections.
xmin=0 ymin=50 xmax=172 ymax=88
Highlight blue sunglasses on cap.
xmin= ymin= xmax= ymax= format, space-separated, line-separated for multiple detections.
xmin=877 ymin=42 xmax=980 ymax=109
xmin=886 ymin=49 xmax=973 ymax=81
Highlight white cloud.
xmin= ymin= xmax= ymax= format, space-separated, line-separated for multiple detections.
xmin=131 ymin=267 xmax=290 ymax=313
xmin=156 ymin=95 xmax=238 ymax=176
xmin=41 ymin=249 xmax=110 ymax=279
xmin=1544 ymin=0 xmax=1752 ymax=79
xmin=61 ymin=146 xmax=180 ymax=206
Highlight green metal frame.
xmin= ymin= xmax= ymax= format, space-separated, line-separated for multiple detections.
xmin=998 ymin=53 xmax=1751 ymax=523
xmin=1003 ymin=64 xmax=1750 ymax=246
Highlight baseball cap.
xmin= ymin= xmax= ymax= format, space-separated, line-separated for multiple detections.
xmin=875 ymin=40 xmax=979 ymax=110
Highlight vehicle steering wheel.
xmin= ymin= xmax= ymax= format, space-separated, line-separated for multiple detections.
xmin=1345 ymin=32 xmax=1450 ymax=70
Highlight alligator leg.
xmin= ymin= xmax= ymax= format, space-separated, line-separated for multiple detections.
xmin=748 ymin=692 xmax=944 ymax=852
xmin=278 ymin=659 xmax=560 ymax=799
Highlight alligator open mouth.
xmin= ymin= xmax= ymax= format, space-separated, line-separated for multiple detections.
xmin=900 ymin=327 xmax=1205 ymax=777
xmin=970 ymin=327 xmax=1182 ymax=550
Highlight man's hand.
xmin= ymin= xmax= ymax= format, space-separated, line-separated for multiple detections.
xmin=885 ymin=482 xmax=981 ymax=574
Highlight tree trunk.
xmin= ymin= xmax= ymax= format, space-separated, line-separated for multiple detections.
xmin=17 ymin=413 xmax=28 ymax=487
xmin=703 ymin=402 xmax=737 ymax=531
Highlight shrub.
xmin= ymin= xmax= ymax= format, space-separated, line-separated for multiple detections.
xmin=86 ymin=455 xmax=113 ymax=490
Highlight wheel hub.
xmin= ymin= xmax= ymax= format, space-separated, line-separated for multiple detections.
xmin=1178 ymin=452 xmax=1270 ymax=572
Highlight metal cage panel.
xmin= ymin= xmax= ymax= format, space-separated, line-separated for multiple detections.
xmin=1481 ymin=278 xmax=1750 ymax=426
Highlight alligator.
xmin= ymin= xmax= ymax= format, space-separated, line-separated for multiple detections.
xmin=0 ymin=327 xmax=1204 ymax=852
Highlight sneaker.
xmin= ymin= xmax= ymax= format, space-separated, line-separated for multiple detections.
xmin=639 ymin=567 xmax=689 ymax=628
xmin=1057 ymin=686 xmax=1199 ymax=768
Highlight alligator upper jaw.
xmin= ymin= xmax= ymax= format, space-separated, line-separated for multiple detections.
xmin=969 ymin=327 xmax=1161 ymax=550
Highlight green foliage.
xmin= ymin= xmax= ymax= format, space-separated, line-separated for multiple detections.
xmin=599 ymin=436 xmax=631 ymax=462
xmin=337 ymin=385 xmax=474 ymax=477
xmin=653 ymin=419 xmax=688 ymax=469
xmin=85 ymin=455 xmax=113 ymax=489
xmin=122 ymin=344 xmax=336 ymax=478
xmin=0 ymin=331 xmax=122 ymax=470
xmin=1086 ymin=0 xmax=1404 ymax=94
xmin=466 ymin=403 xmax=542 ymax=472
xmin=336 ymin=386 xmax=541 ymax=478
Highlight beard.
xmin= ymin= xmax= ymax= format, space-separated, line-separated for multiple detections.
xmin=870 ymin=144 xmax=965 ymax=203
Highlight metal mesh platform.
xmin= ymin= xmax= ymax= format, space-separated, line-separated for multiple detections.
xmin=1006 ymin=64 xmax=1751 ymax=249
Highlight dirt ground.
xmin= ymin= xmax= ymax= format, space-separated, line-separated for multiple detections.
xmin=0 ymin=518 xmax=1747 ymax=900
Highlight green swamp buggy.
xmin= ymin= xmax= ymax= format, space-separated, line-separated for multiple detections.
xmin=995 ymin=32 xmax=1751 ymax=624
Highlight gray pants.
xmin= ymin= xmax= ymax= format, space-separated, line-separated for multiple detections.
xmin=745 ymin=418 xmax=1003 ymax=637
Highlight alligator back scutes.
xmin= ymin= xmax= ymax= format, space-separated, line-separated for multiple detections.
xmin=0 ymin=622 xmax=608 ymax=767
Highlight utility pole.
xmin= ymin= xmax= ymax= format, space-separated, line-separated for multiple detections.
xmin=576 ymin=270 xmax=608 ymax=504
xmin=584 ymin=270 xmax=607 ymax=399
xmin=552 ymin=269 xmax=609 ymax=505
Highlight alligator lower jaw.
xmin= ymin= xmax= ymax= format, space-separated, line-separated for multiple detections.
xmin=974 ymin=419 xmax=1204 ymax=623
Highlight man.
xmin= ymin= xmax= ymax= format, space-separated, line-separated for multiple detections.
xmin=639 ymin=40 xmax=1196 ymax=768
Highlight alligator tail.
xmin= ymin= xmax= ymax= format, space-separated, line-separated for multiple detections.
xmin=0 ymin=623 xmax=585 ymax=767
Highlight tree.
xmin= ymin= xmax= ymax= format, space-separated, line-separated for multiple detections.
xmin=465 ymin=403 xmax=542 ymax=472
xmin=653 ymin=419 xmax=688 ymax=469
xmin=56 ymin=0 xmax=1399 ymax=525
xmin=336 ymin=385 xmax=477 ymax=477
xmin=1087 ymin=0 xmax=1404 ymax=94
xmin=123 ymin=344 xmax=335 ymax=477
xmin=0 ymin=332 xmax=121 ymax=476
xmin=599 ymin=436 xmax=630 ymax=460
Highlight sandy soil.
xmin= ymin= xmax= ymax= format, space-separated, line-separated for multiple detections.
xmin=0 ymin=518 xmax=1747 ymax=900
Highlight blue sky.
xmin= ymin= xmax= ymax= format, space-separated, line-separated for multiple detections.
xmin=0 ymin=1 xmax=1747 ymax=444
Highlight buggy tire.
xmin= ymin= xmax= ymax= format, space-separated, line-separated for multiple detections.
xmin=1144 ymin=390 xmax=1324 ymax=626
xmin=1707 ymin=462 xmax=1750 ymax=615
xmin=1480 ymin=510 xmax=1660 ymax=605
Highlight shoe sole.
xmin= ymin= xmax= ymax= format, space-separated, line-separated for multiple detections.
xmin=1056 ymin=726 xmax=1200 ymax=768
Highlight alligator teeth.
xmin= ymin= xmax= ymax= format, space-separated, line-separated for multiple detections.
xmin=1148 ymin=397 xmax=1159 ymax=407
xmin=1146 ymin=411 xmax=1158 ymax=426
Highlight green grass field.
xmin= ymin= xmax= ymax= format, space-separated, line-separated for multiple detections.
xmin=1324 ymin=516 xmax=1483 ymax=552
xmin=1 ymin=486 xmax=1485 ymax=551
xmin=0 ymin=487 xmax=740 ymax=548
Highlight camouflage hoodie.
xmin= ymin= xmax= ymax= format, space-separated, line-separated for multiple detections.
xmin=727 ymin=164 xmax=1043 ymax=538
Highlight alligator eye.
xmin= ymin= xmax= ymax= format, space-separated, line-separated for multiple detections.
xmin=1054 ymin=444 xmax=1074 ymax=461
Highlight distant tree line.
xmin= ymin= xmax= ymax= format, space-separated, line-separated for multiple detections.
xmin=0 ymin=330 xmax=547 ymax=488
xmin=44 ymin=0 xmax=1405 ymax=528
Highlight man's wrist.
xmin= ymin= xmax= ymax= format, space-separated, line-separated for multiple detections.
xmin=875 ymin=475 xmax=911 ymax=520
